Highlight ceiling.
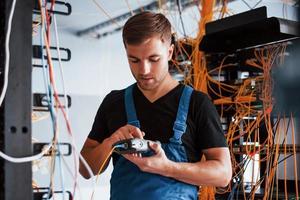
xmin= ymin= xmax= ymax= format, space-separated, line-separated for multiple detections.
xmin=52 ymin=0 xmax=299 ymax=39
xmin=56 ymin=0 xmax=158 ymax=37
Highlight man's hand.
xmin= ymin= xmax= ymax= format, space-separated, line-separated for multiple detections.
xmin=79 ymin=124 xmax=144 ymax=178
xmin=106 ymin=124 xmax=145 ymax=148
xmin=123 ymin=142 xmax=174 ymax=176
xmin=124 ymin=143 xmax=232 ymax=187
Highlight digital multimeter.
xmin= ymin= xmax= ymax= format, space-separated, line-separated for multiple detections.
xmin=113 ymin=138 xmax=157 ymax=154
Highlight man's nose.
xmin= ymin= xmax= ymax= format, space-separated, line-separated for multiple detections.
xmin=139 ymin=61 xmax=151 ymax=75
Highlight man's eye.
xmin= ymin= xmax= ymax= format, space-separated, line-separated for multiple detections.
xmin=150 ymin=58 xmax=160 ymax=62
xmin=130 ymin=60 xmax=139 ymax=63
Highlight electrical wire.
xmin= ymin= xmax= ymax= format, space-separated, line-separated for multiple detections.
xmin=92 ymin=0 xmax=121 ymax=28
xmin=52 ymin=3 xmax=70 ymax=199
xmin=217 ymin=0 xmax=229 ymax=19
xmin=252 ymin=0 xmax=263 ymax=9
xmin=176 ymin=0 xmax=187 ymax=38
xmin=90 ymin=147 xmax=115 ymax=200
xmin=290 ymin=114 xmax=299 ymax=199
xmin=124 ymin=0 xmax=134 ymax=16
xmin=0 ymin=0 xmax=98 ymax=199
xmin=23 ymin=1 xmax=300 ymax=200
xmin=135 ymin=0 xmax=144 ymax=12
xmin=38 ymin=1 xmax=97 ymax=199
xmin=171 ymin=4 xmax=294 ymax=197
xmin=46 ymin=140 xmax=57 ymax=200
xmin=0 ymin=143 xmax=52 ymax=163
xmin=0 ymin=0 xmax=17 ymax=107
xmin=167 ymin=3 xmax=299 ymax=199
xmin=53 ymin=10 xmax=93 ymax=198
xmin=38 ymin=1 xmax=74 ymax=199
xmin=241 ymin=0 xmax=253 ymax=10
xmin=53 ymin=6 xmax=69 ymax=118
xmin=57 ymin=143 xmax=66 ymax=200
xmin=38 ymin=2 xmax=59 ymax=199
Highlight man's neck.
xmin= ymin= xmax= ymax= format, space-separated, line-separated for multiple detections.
xmin=138 ymin=76 xmax=179 ymax=103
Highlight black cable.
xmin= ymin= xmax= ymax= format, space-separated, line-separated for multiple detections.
xmin=241 ymin=0 xmax=263 ymax=10
xmin=241 ymin=0 xmax=252 ymax=10
xmin=246 ymin=117 xmax=294 ymax=199
xmin=252 ymin=0 xmax=263 ymax=9
xmin=176 ymin=0 xmax=187 ymax=38
xmin=277 ymin=154 xmax=293 ymax=165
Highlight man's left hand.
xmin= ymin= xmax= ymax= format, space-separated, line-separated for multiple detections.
xmin=123 ymin=142 xmax=174 ymax=176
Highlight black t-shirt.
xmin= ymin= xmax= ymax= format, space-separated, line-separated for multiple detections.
xmin=88 ymin=83 xmax=227 ymax=163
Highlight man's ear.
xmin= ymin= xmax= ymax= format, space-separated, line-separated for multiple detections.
xmin=168 ymin=44 xmax=174 ymax=61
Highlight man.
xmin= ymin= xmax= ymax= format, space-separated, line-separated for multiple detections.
xmin=80 ymin=11 xmax=232 ymax=200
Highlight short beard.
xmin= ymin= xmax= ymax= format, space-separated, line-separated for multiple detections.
xmin=136 ymin=80 xmax=157 ymax=91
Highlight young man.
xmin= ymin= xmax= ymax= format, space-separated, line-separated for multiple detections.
xmin=80 ymin=11 xmax=232 ymax=200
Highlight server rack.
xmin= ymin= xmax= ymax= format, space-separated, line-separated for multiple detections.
xmin=0 ymin=0 xmax=33 ymax=200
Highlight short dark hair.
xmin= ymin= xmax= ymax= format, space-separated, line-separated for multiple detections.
xmin=122 ymin=11 xmax=172 ymax=46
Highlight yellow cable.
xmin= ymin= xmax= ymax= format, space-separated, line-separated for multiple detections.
xmin=283 ymin=115 xmax=288 ymax=200
xmin=290 ymin=114 xmax=299 ymax=199
xmin=92 ymin=0 xmax=121 ymax=28
xmin=90 ymin=147 xmax=116 ymax=200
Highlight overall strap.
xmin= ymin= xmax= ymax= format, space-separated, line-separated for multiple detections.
xmin=170 ymin=85 xmax=193 ymax=144
xmin=124 ymin=84 xmax=140 ymax=128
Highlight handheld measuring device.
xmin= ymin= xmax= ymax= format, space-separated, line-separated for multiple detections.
xmin=113 ymin=138 xmax=158 ymax=154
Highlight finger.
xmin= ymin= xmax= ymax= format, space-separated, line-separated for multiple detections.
xmin=127 ymin=125 xmax=144 ymax=139
xmin=133 ymin=128 xmax=143 ymax=139
xmin=110 ymin=131 xmax=125 ymax=145
xmin=123 ymin=154 xmax=130 ymax=160
xmin=121 ymin=132 xmax=133 ymax=140
xmin=123 ymin=154 xmax=138 ymax=162
xmin=117 ymin=126 xmax=134 ymax=140
xmin=118 ymin=133 xmax=126 ymax=141
xmin=142 ymin=131 xmax=145 ymax=137
xmin=149 ymin=142 xmax=161 ymax=154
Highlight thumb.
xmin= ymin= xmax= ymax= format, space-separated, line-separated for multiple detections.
xmin=149 ymin=141 xmax=161 ymax=154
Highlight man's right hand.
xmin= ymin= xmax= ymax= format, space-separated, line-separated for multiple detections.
xmin=105 ymin=124 xmax=145 ymax=148
xmin=79 ymin=124 xmax=144 ymax=178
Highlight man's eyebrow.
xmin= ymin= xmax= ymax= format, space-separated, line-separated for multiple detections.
xmin=128 ymin=55 xmax=139 ymax=59
xmin=127 ymin=54 xmax=161 ymax=59
xmin=149 ymin=54 xmax=161 ymax=58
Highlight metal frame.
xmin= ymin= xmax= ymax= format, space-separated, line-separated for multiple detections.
xmin=1 ymin=0 xmax=33 ymax=199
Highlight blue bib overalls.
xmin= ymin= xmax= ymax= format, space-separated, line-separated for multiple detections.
xmin=110 ymin=84 xmax=198 ymax=200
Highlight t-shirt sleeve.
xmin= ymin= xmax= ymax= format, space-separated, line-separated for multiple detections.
xmin=197 ymin=94 xmax=228 ymax=150
xmin=88 ymin=94 xmax=110 ymax=143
